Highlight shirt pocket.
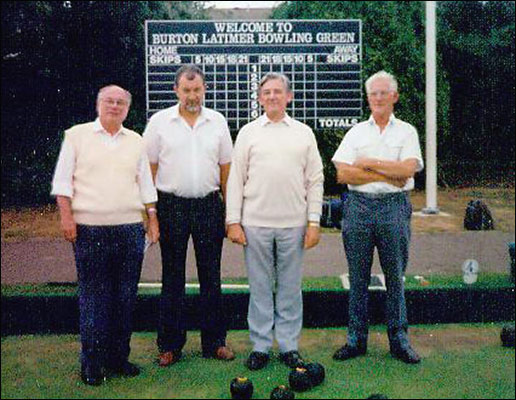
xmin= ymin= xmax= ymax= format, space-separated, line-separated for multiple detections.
xmin=384 ymin=137 xmax=404 ymax=160
xmin=385 ymin=143 xmax=403 ymax=160
xmin=355 ymin=144 xmax=377 ymax=159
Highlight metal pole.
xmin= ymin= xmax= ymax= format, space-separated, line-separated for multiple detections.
xmin=423 ymin=0 xmax=439 ymax=214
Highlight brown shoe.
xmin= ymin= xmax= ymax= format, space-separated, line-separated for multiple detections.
xmin=158 ymin=351 xmax=181 ymax=367
xmin=213 ymin=346 xmax=235 ymax=361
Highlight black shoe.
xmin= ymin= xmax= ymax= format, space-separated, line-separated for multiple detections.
xmin=390 ymin=345 xmax=421 ymax=364
xmin=279 ymin=350 xmax=304 ymax=368
xmin=333 ymin=344 xmax=367 ymax=361
xmin=246 ymin=351 xmax=269 ymax=370
xmin=81 ymin=365 xmax=105 ymax=386
xmin=107 ymin=361 xmax=141 ymax=377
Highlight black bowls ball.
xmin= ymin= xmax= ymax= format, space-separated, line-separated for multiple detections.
xmin=289 ymin=367 xmax=313 ymax=392
xmin=270 ymin=385 xmax=295 ymax=399
xmin=230 ymin=377 xmax=254 ymax=399
xmin=304 ymin=362 xmax=325 ymax=386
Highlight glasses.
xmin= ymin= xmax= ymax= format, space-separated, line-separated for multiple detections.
xmin=367 ymin=90 xmax=393 ymax=98
xmin=101 ymin=98 xmax=129 ymax=107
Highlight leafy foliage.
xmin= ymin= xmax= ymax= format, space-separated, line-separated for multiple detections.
xmin=273 ymin=1 xmax=445 ymax=192
xmin=437 ymin=1 xmax=515 ymax=185
xmin=273 ymin=1 xmax=514 ymax=189
xmin=1 ymin=1 xmax=514 ymax=205
xmin=1 ymin=1 xmax=207 ymax=206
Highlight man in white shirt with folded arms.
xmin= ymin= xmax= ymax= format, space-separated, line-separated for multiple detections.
xmin=332 ymin=70 xmax=423 ymax=364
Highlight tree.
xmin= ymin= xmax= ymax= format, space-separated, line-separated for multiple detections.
xmin=438 ymin=1 xmax=515 ymax=184
xmin=1 ymin=1 xmax=207 ymax=206
xmin=273 ymin=1 xmax=515 ymax=187
xmin=273 ymin=1 xmax=451 ymax=191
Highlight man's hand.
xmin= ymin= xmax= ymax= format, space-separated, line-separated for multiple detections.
xmin=353 ymin=158 xmax=378 ymax=171
xmin=56 ymin=196 xmax=76 ymax=243
xmin=227 ymin=223 xmax=247 ymax=246
xmin=61 ymin=215 xmax=77 ymax=243
xmin=355 ymin=157 xmax=419 ymax=182
xmin=386 ymin=177 xmax=408 ymax=188
xmin=147 ymin=215 xmax=160 ymax=243
xmin=304 ymin=225 xmax=320 ymax=249
xmin=354 ymin=158 xmax=409 ymax=188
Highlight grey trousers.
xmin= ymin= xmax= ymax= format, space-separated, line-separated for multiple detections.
xmin=243 ymin=226 xmax=305 ymax=353
xmin=342 ymin=191 xmax=412 ymax=350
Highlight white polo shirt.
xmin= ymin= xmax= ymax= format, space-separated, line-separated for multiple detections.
xmin=143 ymin=105 xmax=233 ymax=198
xmin=332 ymin=114 xmax=424 ymax=193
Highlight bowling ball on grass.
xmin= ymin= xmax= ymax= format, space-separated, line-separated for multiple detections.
xmin=230 ymin=377 xmax=254 ymax=399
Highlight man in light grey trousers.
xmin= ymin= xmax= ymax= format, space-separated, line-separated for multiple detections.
xmin=226 ymin=73 xmax=324 ymax=370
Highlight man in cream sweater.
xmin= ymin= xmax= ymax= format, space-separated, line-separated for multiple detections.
xmin=51 ymin=85 xmax=159 ymax=385
xmin=226 ymin=73 xmax=324 ymax=370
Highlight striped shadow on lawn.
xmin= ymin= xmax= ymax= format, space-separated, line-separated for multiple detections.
xmin=1 ymin=324 xmax=514 ymax=399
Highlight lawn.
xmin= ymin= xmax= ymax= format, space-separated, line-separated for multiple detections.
xmin=1 ymin=272 xmax=513 ymax=297
xmin=1 ymin=324 xmax=514 ymax=399
xmin=2 ymin=187 xmax=514 ymax=399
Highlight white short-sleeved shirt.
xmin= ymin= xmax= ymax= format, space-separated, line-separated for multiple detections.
xmin=143 ymin=105 xmax=233 ymax=198
xmin=332 ymin=114 xmax=424 ymax=193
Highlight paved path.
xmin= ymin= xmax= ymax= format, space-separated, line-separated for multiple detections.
xmin=1 ymin=232 xmax=514 ymax=284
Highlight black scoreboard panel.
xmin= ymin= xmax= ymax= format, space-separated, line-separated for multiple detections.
xmin=146 ymin=20 xmax=362 ymax=132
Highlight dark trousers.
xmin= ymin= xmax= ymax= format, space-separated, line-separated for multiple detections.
xmin=157 ymin=190 xmax=226 ymax=355
xmin=341 ymin=191 xmax=412 ymax=350
xmin=74 ymin=223 xmax=144 ymax=371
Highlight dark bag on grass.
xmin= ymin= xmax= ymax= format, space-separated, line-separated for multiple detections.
xmin=464 ymin=200 xmax=494 ymax=230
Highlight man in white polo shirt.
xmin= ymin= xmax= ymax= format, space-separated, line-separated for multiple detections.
xmin=226 ymin=72 xmax=324 ymax=370
xmin=143 ymin=65 xmax=235 ymax=367
xmin=332 ymin=70 xmax=423 ymax=364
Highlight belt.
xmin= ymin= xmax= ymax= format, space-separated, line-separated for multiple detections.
xmin=349 ymin=191 xmax=407 ymax=199
xmin=158 ymin=190 xmax=220 ymax=201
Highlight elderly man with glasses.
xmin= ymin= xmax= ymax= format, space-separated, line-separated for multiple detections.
xmin=332 ymin=71 xmax=423 ymax=364
xmin=51 ymin=85 xmax=159 ymax=385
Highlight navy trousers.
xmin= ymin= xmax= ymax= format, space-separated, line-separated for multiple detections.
xmin=157 ymin=191 xmax=227 ymax=355
xmin=74 ymin=223 xmax=145 ymax=371
xmin=342 ymin=191 xmax=412 ymax=349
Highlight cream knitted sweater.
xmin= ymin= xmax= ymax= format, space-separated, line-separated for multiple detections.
xmin=226 ymin=115 xmax=324 ymax=228
xmin=66 ymin=122 xmax=145 ymax=225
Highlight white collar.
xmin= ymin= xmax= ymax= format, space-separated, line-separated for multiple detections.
xmin=368 ymin=113 xmax=397 ymax=127
xmin=169 ymin=104 xmax=211 ymax=124
xmin=93 ymin=118 xmax=126 ymax=136
xmin=260 ymin=113 xmax=293 ymax=127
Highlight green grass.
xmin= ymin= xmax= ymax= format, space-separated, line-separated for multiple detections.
xmin=1 ymin=273 xmax=513 ymax=297
xmin=1 ymin=324 xmax=514 ymax=399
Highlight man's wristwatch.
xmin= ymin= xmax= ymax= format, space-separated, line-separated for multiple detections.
xmin=307 ymin=221 xmax=320 ymax=228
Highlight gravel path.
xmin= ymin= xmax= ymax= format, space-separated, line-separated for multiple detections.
xmin=1 ymin=231 xmax=514 ymax=284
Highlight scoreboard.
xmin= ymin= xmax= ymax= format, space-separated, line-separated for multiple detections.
xmin=145 ymin=20 xmax=362 ymax=132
